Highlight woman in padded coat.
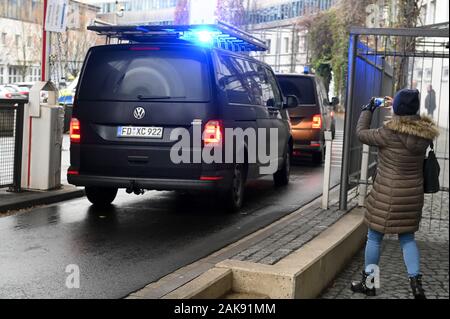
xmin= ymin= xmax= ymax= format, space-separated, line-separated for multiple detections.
xmin=350 ymin=89 xmax=439 ymax=299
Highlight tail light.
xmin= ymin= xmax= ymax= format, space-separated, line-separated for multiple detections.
xmin=203 ymin=120 xmax=223 ymax=146
xmin=70 ymin=118 xmax=81 ymax=143
xmin=5 ymin=93 xmax=12 ymax=99
xmin=312 ymin=115 xmax=322 ymax=129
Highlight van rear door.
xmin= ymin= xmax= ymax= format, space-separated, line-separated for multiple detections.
xmin=74 ymin=44 xmax=214 ymax=179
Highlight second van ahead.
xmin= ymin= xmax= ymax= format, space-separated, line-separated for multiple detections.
xmin=276 ymin=73 xmax=337 ymax=164
xmin=68 ymin=33 xmax=299 ymax=211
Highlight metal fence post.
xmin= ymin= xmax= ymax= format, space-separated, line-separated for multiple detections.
xmin=322 ymin=131 xmax=333 ymax=209
xmin=358 ymin=144 xmax=370 ymax=206
xmin=11 ymin=102 xmax=24 ymax=192
xmin=339 ymin=34 xmax=358 ymax=211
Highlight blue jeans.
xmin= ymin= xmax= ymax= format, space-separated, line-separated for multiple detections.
xmin=364 ymin=228 xmax=421 ymax=277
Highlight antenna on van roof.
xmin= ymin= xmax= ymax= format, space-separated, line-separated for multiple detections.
xmin=87 ymin=21 xmax=268 ymax=53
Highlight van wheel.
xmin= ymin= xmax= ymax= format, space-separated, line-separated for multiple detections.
xmin=85 ymin=187 xmax=118 ymax=207
xmin=222 ymin=164 xmax=245 ymax=212
xmin=312 ymin=149 xmax=324 ymax=165
xmin=274 ymin=150 xmax=290 ymax=187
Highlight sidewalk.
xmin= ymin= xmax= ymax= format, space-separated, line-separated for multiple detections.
xmin=128 ymin=187 xmax=363 ymax=299
xmin=0 ymin=135 xmax=79 ymax=216
xmin=0 ymin=185 xmax=84 ymax=216
xmin=321 ymin=192 xmax=449 ymax=299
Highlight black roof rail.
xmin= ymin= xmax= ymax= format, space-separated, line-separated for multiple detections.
xmin=87 ymin=20 xmax=268 ymax=52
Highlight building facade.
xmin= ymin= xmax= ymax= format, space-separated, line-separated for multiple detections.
xmin=80 ymin=0 xmax=335 ymax=74
xmin=84 ymin=0 xmax=177 ymax=24
xmin=244 ymin=0 xmax=336 ymax=74
xmin=0 ymin=0 xmax=98 ymax=86
xmin=0 ymin=0 xmax=44 ymax=84
xmin=415 ymin=0 xmax=449 ymax=128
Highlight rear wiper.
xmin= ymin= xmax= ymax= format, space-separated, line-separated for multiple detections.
xmin=137 ymin=95 xmax=186 ymax=100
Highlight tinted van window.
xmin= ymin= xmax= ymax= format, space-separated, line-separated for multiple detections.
xmin=217 ymin=55 xmax=280 ymax=107
xmin=217 ymin=54 xmax=252 ymax=105
xmin=277 ymin=76 xmax=316 ymax=105
xmin=78 ymin=46 xmax=210 ymax=102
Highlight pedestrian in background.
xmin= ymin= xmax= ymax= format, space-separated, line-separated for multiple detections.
xmin=351 ymin=89 xmax=439 ymax=299
xmin=425 ymin=84 xmax=437 ymax=118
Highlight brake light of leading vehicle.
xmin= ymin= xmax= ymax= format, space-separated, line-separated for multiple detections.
xmin=312 ymin=115 xmax=322 ymax=129
xmin=70 ymin=118 xmax=81 ymax=143
xmin=203 ymin=120 xmax=223 ymax=146
xmin=4 ymin=92 xmax=12 ymax=99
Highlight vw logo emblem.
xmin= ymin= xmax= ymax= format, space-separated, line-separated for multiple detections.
xmin=133 ymin=107 xmax=146 ymax=120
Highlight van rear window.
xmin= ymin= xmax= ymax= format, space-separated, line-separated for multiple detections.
xmin=277 ymin=76 xmax=316 ymax=105
xmin=78 ymin=46 xmax=210 ymax=102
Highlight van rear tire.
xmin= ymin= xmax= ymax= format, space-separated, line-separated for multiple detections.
xmin=312 ymin=149 xmax=324 ymax=165
xmin=274 ymin=150 xmax=290 ymax=187
xmin=221 ymin=164 xmax=245 ymax=213
xmin=85 ymin=187 xmax=118 ymax=207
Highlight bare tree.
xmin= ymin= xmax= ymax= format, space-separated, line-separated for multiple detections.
xmin=174 ymin=0 xmax=190 ymax=25
xmin=393 ymin=0 xmax=422 ymax=91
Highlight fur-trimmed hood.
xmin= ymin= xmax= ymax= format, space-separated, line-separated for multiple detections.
xmin=384 ymin=114 xmax=440 ymax=140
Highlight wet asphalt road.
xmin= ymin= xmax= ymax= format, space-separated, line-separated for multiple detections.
xmin=0 ymin=129 xmax=344 ymax=299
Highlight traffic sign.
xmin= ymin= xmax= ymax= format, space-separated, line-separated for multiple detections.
xmin=45 ymin=0 xmax=69 ymax=33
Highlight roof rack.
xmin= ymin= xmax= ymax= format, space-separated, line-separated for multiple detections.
xmin=87 ymin=20 xmax=268 ymax=52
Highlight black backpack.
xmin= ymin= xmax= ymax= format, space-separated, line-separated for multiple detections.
xmin=423 ymin=143 xmax=440 ymax=194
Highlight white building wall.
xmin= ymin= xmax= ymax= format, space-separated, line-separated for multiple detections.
xmin=415 ymin=0 xmax=449 ymax=128
xmin=251 ymin=27 xmax=309 ymax=74
xmin=0 ymin=18 xmax=42 ymax=84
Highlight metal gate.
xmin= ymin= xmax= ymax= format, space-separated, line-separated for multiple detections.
xmin=339 ymin=25 xmax=449 ymax=228
xmin=0 ymin=99 xmax=25 ymax=192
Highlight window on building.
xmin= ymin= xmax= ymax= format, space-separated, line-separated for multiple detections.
xmin=15 ymin=34 xmax=20 ymax=46
xmin=417 ymin=69 xmax=423 ymax=80
xmin=266 ymin=39 xmax=272 ymax=54
xmin=1 ymin=33 xmax=6 ymax=45
xmin=0 ymin=67 xmax=4 ymax=84
xmin=8 ymin=66 xmax=23 ymax=83
xmin=27 ymin=36 xmax=32 ymax=47
xmin=443 ymin=66 xmax=449 ymax=82
xmin=425 ymin=68 xmax=432 ymax=80
xmin=429 ymin=0 xmax=436 ymax=24
xmin=420 ymin=4 xmax=427 ymax=25
xmin=284 ymin=37 xmax=290 ymax=53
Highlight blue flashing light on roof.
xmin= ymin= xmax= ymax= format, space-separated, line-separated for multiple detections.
xmin=87 ymin=21 xmax=268 ymax=53
xmin=179 ymin=29 xmax=220 ymax=47
xmin=303 ymin=66 xmax=311 ymax=74
xmin=196 ymin=30 xmax=214 ymax=44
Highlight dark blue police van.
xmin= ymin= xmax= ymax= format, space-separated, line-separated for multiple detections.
xmin=68 ymin=22 xmax=298 ymax=211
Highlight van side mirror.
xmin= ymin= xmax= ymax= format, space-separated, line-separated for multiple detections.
xmin=266 ymin=98 xmax=275 ymax=107
xmin=284 ymin=95 xmax=299 ymax=109
xmin=331 ymin=97 xmax=339 ymax=106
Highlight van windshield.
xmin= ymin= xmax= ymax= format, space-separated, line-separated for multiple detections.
xmin=277 ymin=76 xmax=316 ymax=105
xmin=78 ymin=46 xmax=210 ymax=102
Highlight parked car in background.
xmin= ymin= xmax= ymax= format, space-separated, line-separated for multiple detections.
xmin=0 ymin=85 xmax=24 ymax=137
xmin=276 ymin=73 xmax=337 ymax=164
xmin=0 ymin=85 xmax=25 ymax=99
xmin=3 ymin=84 xmax=29 ymax=98
xmin=13 ymin=82 xmax=35 ymax=90
xmin=14 ymin=81 xmax=51 ymax=103
xmin=59 ymin=76 xmax=79 ymax=132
